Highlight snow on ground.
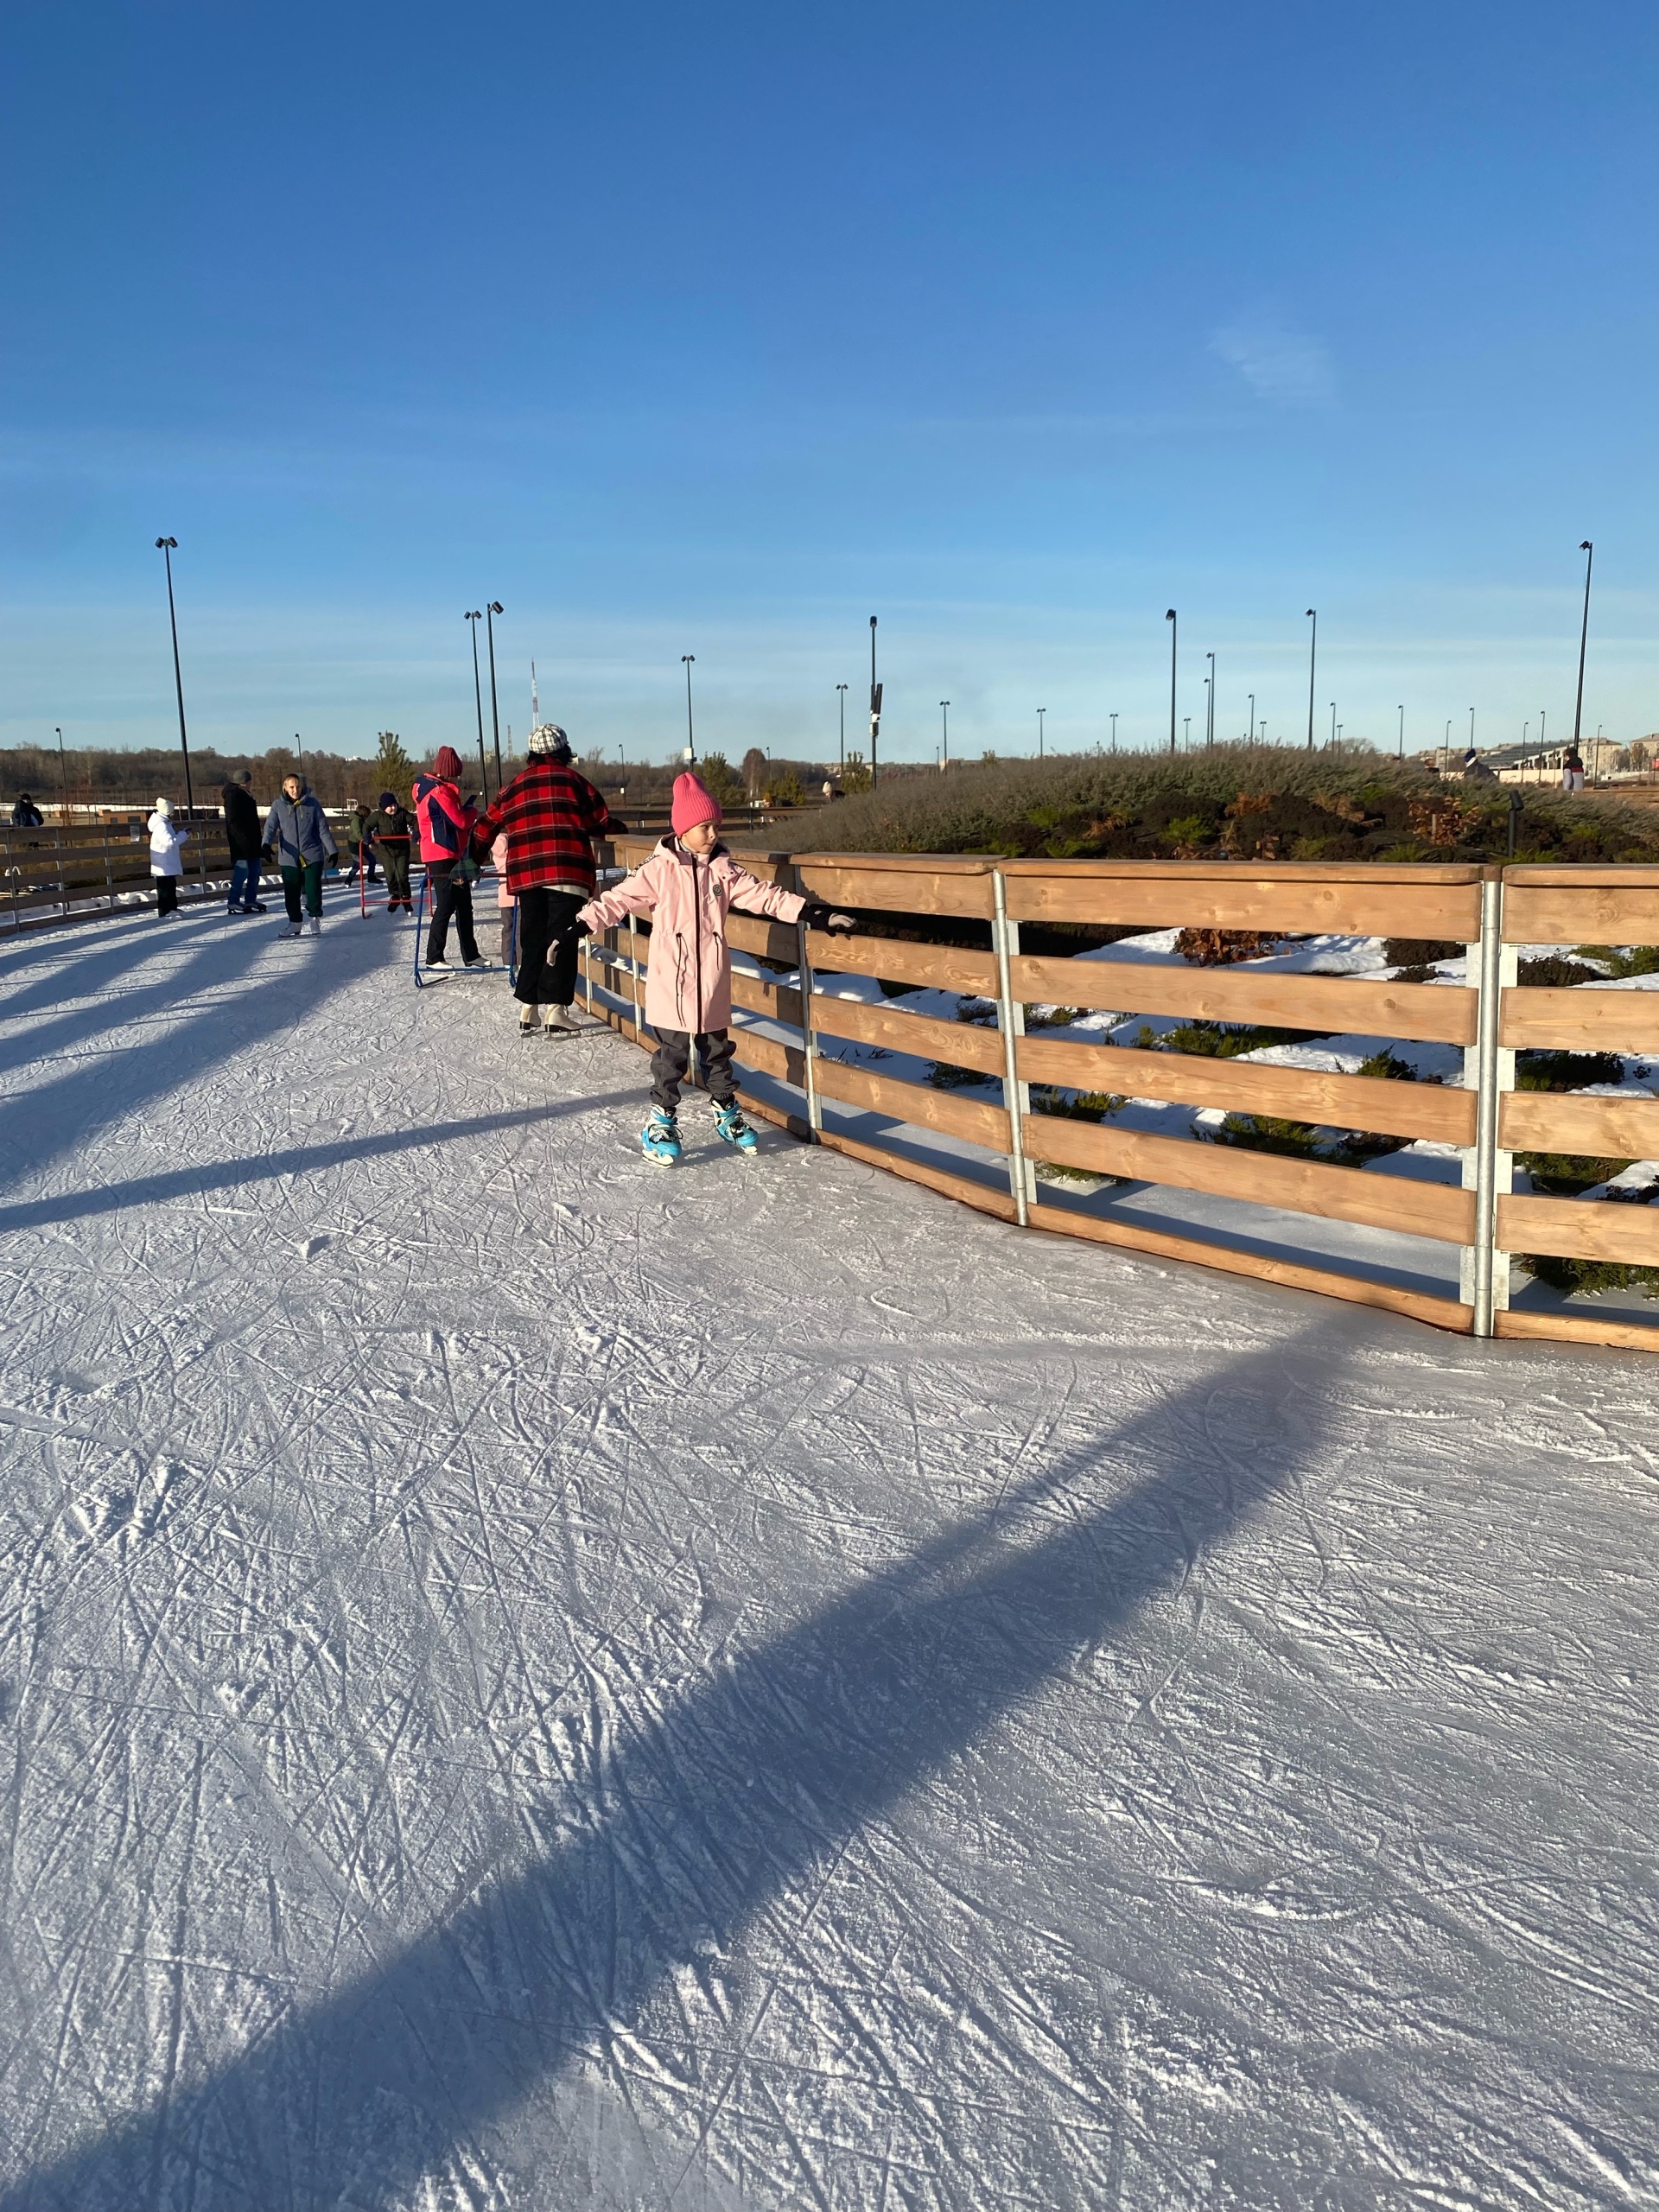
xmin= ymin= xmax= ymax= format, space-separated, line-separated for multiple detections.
xmin=1 ymin=894 xmax=1657 ymax=2211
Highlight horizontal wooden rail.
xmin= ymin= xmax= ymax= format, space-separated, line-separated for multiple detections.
xmin=1499 ymin=1090 xmax=1659 ymax=1155
xmin=1500 ymin=987 xmax=1659 ymax=1052
xmin=1024 ymin=1116 xmax=1473 ymax=1243
xmin=810 ymin=993 xmax=1007 ymax=1075
xmin=1009 ymin=953 xmax=1477 ymax=1046
xmin=1503 ymin=869 xmax=1659 ymax=945
xmin=999 ymin=862 xmax=1483 ymax=940
xmin=1016 ymin=1034 xmax=1478 ymax=1146
xmin=1497 ymin=1191 xmax=1659 ymax=1263
xmin=806 ymin=933 xmax=1000 ymax=997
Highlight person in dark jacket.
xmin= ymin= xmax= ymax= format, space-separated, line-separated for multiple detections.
xmin=343 ymin=798 xmax=378 ymax=885
xmin=10 ymin=794 xmax=44 ymax=830
xmin=221 ymin=770 xmax=266 ymax=913
xmin=373 ymin=791 xmax=414 ymax=912
xmin=412 ymin=746 xmax=482 ymax=967
xmin=467 ymin=724 xmax=623 ymax=1033
xmin=261 ymin=773 xmax=339 ymax=938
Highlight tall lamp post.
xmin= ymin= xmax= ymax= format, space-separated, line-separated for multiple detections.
xmin=836 ymin=682 xmax=848 ymax=771
xmin=1165 ymin=609 xmax=1177 ymax=753
xmin=1305 ymin=609 xmax=1317 ymax=749
xmin=868 ymin=616 xmax=881 ymax=787
xmin=1572 ymin=540 xmax=1594 ymax=761
xmin=1037 ymin=706 xmax=1046 ymax=759
xmin=682 ymin=656 xmax=696 ymax=762
xmin=1109 ymin=711 xmax=1117 ymax=753
xmin=464 ymin=612 xmax=487 ymax=794
xmin=154 ymin=537 xmax=194 ymax=817
xmin=1248 ymin=691 xmax=1255 ymax=746
xmin=1205 ymin=651 xmax=1215 ymax=746
xmin=55 ymin=726 xmax=68 ymax=827
xmin=1330 ymin=701 xmax=1337 ymax=749
xmin=485 ymin=601 xmax=505 ymax=797
xmin=1397 ymin=704 xmax=1405 ymax=759
xmin=939 ymin=699 xmax=950 ymax=766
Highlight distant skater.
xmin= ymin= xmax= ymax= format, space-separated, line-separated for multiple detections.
xmin=569 ymin=771 xmax=851 ymax=1163
xmin=221 ymin=768 xmax=266 ymax=913
xmin=1561 ymin=747 xmax=1586 ymax=793
xmin=10 ymin=793 xmax=44 ymax=831
xmin=490 ymin=831 xmax=517 ymax=969
xmin=345 ymin=797 xmax=378 ymax=885
xmin=263 ymin=772 xmax=338 ymax=938
xmin=412 ymin=746 xmax=482 ymax=968
xmin=467 ymin=722 xmax=622 ymax=1034
xmin=373 ymin=791 xmax=414 ymax=912
xmin=148 ymin=797 xmax=189 ymax=920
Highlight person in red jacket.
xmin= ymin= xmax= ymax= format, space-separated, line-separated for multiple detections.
xmin=467 ymin=723 xmax=624 ymax=1033
xmin=412 ymin=745 xmax=482 ymax=967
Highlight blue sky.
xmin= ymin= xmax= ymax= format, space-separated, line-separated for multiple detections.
xmin=4 ymin=1 xmax=1657 ymax=766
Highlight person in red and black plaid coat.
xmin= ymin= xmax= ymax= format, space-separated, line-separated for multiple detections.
xmin=468 ymin=725 xmax=626 ymax=1034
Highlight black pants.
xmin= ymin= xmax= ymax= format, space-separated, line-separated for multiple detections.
xmin=425 ymin=861 xmax=479 ymax=962
xmin=381 ymin=846 xmax=410 ymax=905
xmin=155 ymin=875 xmax=179 ymax=917
xmin=650 ymin=1027 xmax=737 ymax=1112
xmin=513 ymin=886 xmax=585 ymax=1006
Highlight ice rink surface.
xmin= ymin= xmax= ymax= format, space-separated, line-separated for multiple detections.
xmin=0 ymin=896 xmax=1656 ymax=2209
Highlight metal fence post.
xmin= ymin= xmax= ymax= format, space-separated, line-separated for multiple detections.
xmin=3 ymin=835 xmax=16 ymax=931
xmin=991 ymin=868 xmax=1033 ymax=1226
xmin=797 ymin=917 xmax=823 ymax=1134
xmin=102 ymin=830 xmax=115 ymax=910
xmin=626 ymin=914 xmax=643 ymax=1035
xmin=1461 ymin=874 xmax=1515 ymax=1336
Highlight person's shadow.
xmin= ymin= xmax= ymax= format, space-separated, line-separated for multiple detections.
xmin=3 ymin=1338 xmax=1328 ymax=2210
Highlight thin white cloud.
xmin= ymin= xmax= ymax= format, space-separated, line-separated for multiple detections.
xmin=1211 ymin=316 xmax=1336 ymax=408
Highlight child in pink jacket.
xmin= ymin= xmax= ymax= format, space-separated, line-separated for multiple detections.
xmin=491 ymin=831 xmax=517 ymax=969
xmin=573 ymin=772 xmax=850 ymax=1163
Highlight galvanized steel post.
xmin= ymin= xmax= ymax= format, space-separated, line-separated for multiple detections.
xmin=991 ymin=868 xmax=1033 ymax=1226
xmin=797 ymin=916 xmax=823 ymax=1134
xmin=1462 ymin=874 xmax=1515 ymax=1336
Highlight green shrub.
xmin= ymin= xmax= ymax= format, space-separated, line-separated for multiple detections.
xmin=1027 ymin=1086 xmax=1124 ymax=1122
xmin=1205 ymin=1113 xmax=1325 ymax=1160
xmin=1383 ymin=938 xmax=1462 ymax=966
xmin=1514 ymin=1051 xmax=1627 ymax=1091
xmin=1518 ymin=953 xmax=1603 ymax=988
xmin=1519 ymin=1253 xmax=1659 ymax=1299
xmin=1141 ymin=1020 xmax=1320 ymax=1058
xmin=1516 ymin=1151 xmax=1633 ymax=1196
xmin=928 ymin=1060 xmax=993 ymax=1090
xmin=1574 ymin=944 xmax=1659 ymax=979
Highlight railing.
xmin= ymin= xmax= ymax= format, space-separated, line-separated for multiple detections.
xmin=575 ymin=846 xmax=1659 ymax=1353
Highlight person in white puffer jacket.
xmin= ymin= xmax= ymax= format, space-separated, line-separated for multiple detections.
xmin=148 ymin=798 xmax=189 ymax=921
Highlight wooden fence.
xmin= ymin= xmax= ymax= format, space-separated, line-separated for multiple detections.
xmin=573 ymin=845 xmax=1659 ymax=1354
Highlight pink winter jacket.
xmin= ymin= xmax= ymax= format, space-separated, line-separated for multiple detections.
xmin=579 ymin=837 xmax=805 ymax=1034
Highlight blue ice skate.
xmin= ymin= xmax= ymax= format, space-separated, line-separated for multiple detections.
xmin=713 ymin=1102 xmax=759 ymax=1157
xmin=640 ymin=1109 xmax=681 ymax=1166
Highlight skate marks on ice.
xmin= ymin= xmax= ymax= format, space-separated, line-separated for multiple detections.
xmin=4 ymin=1338 xmax=1338 ymax=2210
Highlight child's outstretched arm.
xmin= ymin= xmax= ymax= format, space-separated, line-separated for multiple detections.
xmin=577 ymin=851 xmax=664 ymax=934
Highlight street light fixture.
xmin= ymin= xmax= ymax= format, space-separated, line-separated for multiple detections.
xmin=1165 ymin=609 xmax=1177 ymax=754
xmin=836 ymin=683 xmax=848 ymax=771
xmin=681 ymin=655 xmax=696 ymax=762
xmin=1248 ymin=691 xmax=1255 ymax=746
xmin=1572 ymin=540 xmax=1594 ymax=761
xmin=55 ymin=725 xmax=68 ymax=827
xmin=464 ymin=612 xmax=487 ymax=794
xmin=1205 ymin=651 xmax=1215 ymax=746
xmin=1037 ymin=706 xmax=1046 ymax=758
xmin=1397 ymin=704 xmax=1405 ymax=759
xmin=939 ymin=699 xmax=950 ymax=766
xmin=485 ymin=601 xmax=505 ymax=797
xmin=1109 ymin=711 xmax=1117 ymax=753
xmin=154 ymin=537 xmax=194 ymax=818
xmin=1330 ymin=701 xmax=1337 ymax=750
xmin=1305 ymin=610 xmax=1317 ymax=749
xmin=868 ymin=617 xmax=881 ymax=787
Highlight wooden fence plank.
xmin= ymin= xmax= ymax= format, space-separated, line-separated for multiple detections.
xmin=805 ymin=933 xmax=1001 ymax=996
xmin=1499 ymin=1090 xmax=1659 ymax=1155
xmin=813 ymin=1057 xmax=1011 ymax=1148
xmin=1025 ymin=1116 xmax=1473 ymax=1243
xmin=725 ymin=912 xmax=803 ymax=963
xmin=810 ymin=994 xmax=1007 ymax=1074
xmin=1499 ymin=987 xmax=1659 ymax=1052
xmin=1497 ymin=1192 xmax=1659 ymax=1263
xmin=728 ymin=969 xmax=804 ymax=1027
xmin=1027 ymin=1201 xmax=1473 ymax=1332
xmin=1003 ymin=871 xmax=1481 ymax=938
xmin=1016 ymin=1034 xmax=1478 ymax=1144
xmin=793 ymin=861 xmax=995 ymax=918
xmin=1009 ymin=953 xmax=1478 ymax=1045
xmin=1503 ymin=884 xmax=1659 ymax=944
xmin=1496 ymin=1307 xmax=1659 ymax=1351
